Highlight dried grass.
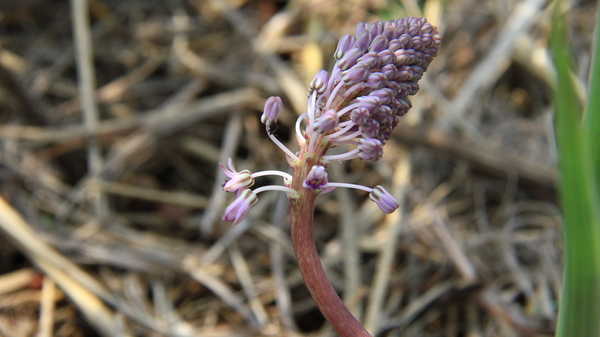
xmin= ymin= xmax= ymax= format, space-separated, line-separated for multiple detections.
xmin=0 ymin=0 xmax=590 ymax=336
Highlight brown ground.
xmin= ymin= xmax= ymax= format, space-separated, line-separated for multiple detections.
xmin=0 ymin=0 xmax=594 ymax=336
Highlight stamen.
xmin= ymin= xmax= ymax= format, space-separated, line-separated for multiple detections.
xmin=325 ymin=80 xmax=346 ymax=111
xmin=327 ymin=123 xmax=356 ymax=140
xmin=253 ymin=185 xmax=296 ymax=195
xmin=268 ymin=132 xmax=300 ymax=162
xmin=331 ymin=131 xmax=362 ymax=143
xmin=295 ymin=113 xmax=307 ymax=146
xmin=251 ymin=170 xmax=293 ymax=181
xmin=323 ymin=148 xmax=360 ymax=162
xmin=327 ymin=182 xmax=372 ymax=193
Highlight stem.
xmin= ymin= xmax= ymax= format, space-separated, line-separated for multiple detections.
xmin=289 ymin=138 xmax=371 ymax=337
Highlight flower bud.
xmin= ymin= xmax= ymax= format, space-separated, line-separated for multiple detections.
xmin=378 ymin=50 xmax=396 ymax=66
xmin=350 ymin=107 xmax=370 ymax=125
xmin=355 ymin=95 xmax=381 ymax=112
xmin=369 ymin=88 xmax=393 ymax=105
xmin=338 ymin=47 xmax=363 ymax=71
xmin=368 ymin=21 xmax=383 ymax=37
xmin=222 ymin=189 xmax=258 ymax=225
xmin=357 ymin=138 xmax=383 ymax=162
xmin=261 ymin=96 xmax=283 ymax=128
xmin=369 ymin=185 xmax=399 ymax=213
xmin=357 ymin=52 xmax=380 ymax=69
xmin=303 ymin=165 xmax=329 ymax=190
xmin=313 ymin=109 xmax=339 ymax=133
xmin=342 ymin=63 xmax=369 ymax=84
xmin=365 ymin=72 xmax=388 ymax=89
xmin=309 ymin=69 xmax=330 ymax=95
xmin=354 ymin=30 xmax=372 ymax=52
xmin=335 ymin=34 xmax=355 ymax=60
xmin=368 ymin=35 xmax=388 ymax=53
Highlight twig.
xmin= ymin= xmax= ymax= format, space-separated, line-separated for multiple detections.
xmin=0 ymin=268 xmax=35 ymax=296
xmin=364 ymin=154 xmax=411 ymax=333
xmin=436 ymin=0 xmax=548 ymax=138
xmin=70 ymin=0 xmax=107 ymax=217
xmin=330 ymin=162 xmax=362 ymax=315
xmin=393 ymin=123 xmax=557 ymax=191
xmin=37 ymin=277 xmax=56 ymax=337
xmin=89 ymin=180 xmax=209 ymax=209
xmin=200 ymin=111 xmax=243 ymax=237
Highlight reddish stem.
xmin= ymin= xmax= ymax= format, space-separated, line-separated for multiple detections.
xmin=289 ymin=147 xmax=371 ymax=337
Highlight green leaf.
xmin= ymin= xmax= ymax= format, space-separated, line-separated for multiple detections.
xmin=552 ymin=4 xmax=600 ymax=337
xmin=583 ymin=7 xmax=600 ymax=190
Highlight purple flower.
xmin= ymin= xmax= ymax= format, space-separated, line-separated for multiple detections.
xmin=369 ymin=185 xmax=399 ymax=213
xmin=303 ymin=17 xmax=440 ymax=160
xmin=222 ymin=189 xmax=258 ymax=225
xmin=219 ymin=158 xmax=254 ymax=192
xmin=313 ymin=110 xmax=339 ymax=134
xmin=303 ymin=165 xmax=329 ymax=190
xmin=261 ymin=96 xmax=283 ymax=129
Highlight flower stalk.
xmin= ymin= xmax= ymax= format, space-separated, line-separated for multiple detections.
xmin=218 ymin=17 xmax=440 ymax=335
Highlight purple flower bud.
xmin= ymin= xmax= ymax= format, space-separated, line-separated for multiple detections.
xmin=397 ymin=34 xmax=412 ymax=50
xmin=335 ymin=34 xmax=356 ymax=60
xmin=408 ymin=82 xmax=419 ymax=95
xmin=368 ymin=21 xmax=383 ymax=37
xmin=369 ymin=88 xmax=393 ymax=105
xmin=411 ymin=36 xmax=424 ymax=51
xmin=410 ymin=65 xmax=424 ymax=80
xmin=342 ymin=63 xmax=369 ymax=84
xmin=313 ymin=109 xmax=339 ymax=133
xmin=396 ymin=66 xmax=413 ymax=81
xmin=357 ymin=52 xmax=380 ymax=69
xmin=372 ymin=105 xmax=392 ymax=123
xmin=354 ymin=30 xmax=372 ymax=53
xmin=303 ymin=165 xmax=329 ymax=190
xmin=359 ymin=119 xmax=381 ymax=140
xmin=350 ymin=107 xmax=370 ymax=125
xmin=368 ymin=35 xmax=388 ymax=53
xmin=355 ymin=95 xmax=381 ymax=112
xmin=395 ymin=98 xmax=412 ymax=116
xmin=422 ymin=22 xmax=434 ymax=34
xmin=261 ymin=96 xmax=282 ymax=128
xmin=355 ymin=22 xmax=368 ymax=36
xmin=369 ymin=185 xmax=399 ymax=213
xmin=222 ymin=188 xmax=258 ymax=225
xmin=357 ymin=138 xmax=383 ymax=162
xmin=338 ymin=47 xmax=363 ymax=71
xmin=388 ymin=39 xmax=401 ymax=52
xmin=378 ymin=50 xmax=396 ymax=66
xmin=309 ymin=69 xmax=330 ymax=95
xmin=381 ymin=64 xmax=399 ymax=81
xmin=383 ymin=24 xmax=397 ymax=40
xmin=365 ymin=72 xmax=388 ymax=89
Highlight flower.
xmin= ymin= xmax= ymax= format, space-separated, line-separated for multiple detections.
xmin=222 ymin=189 xmax=258 ymax=225
xmin=220 ymin=17 xmax=439 ymax=224
xmin=369 ymin=185 xmax=400 ymax=213
xmin=261 ymin=96 xmax=283 ymax=131
xmin=300 ymin=17 xmax=441 ymax=161
xmin=303 ymin=165 xmax=329 ymax=190
xmin=219 ymin=158 xmax=254 ymax=193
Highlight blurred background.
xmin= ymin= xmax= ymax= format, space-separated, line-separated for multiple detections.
xmin=0 ymin=0 xmax=594 ymax=336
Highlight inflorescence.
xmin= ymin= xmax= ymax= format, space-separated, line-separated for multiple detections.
xmin=221 ymin=17 xmax=441 ymax=225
